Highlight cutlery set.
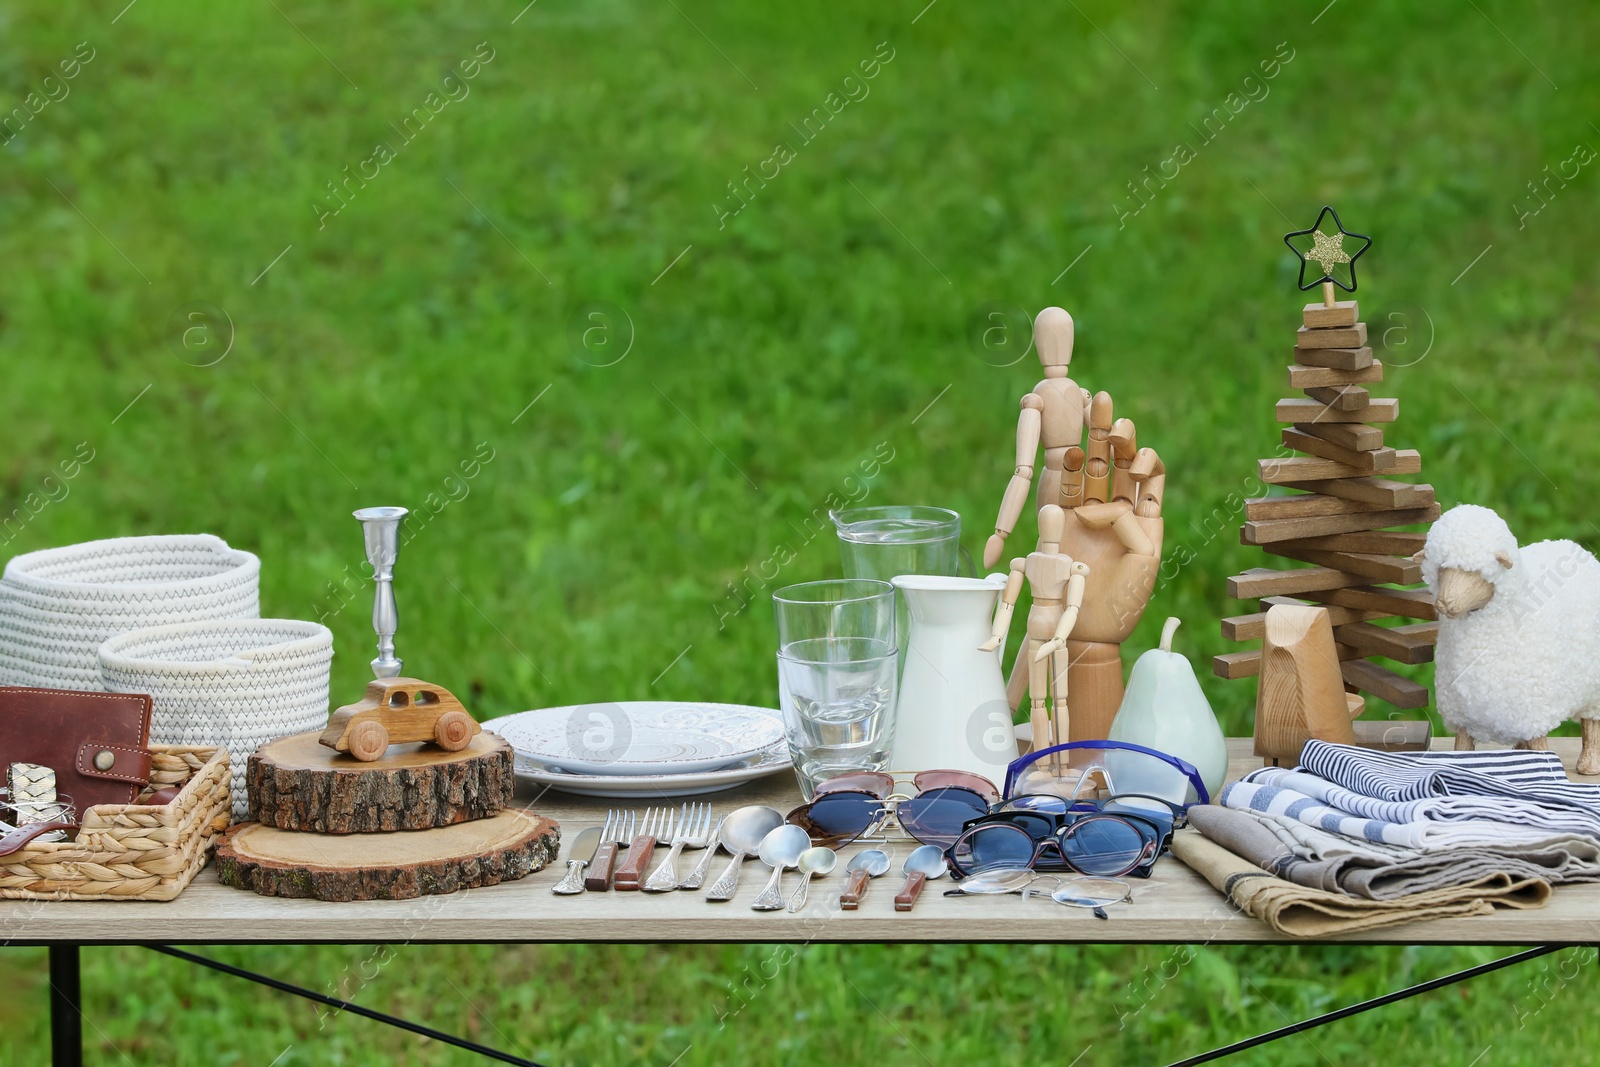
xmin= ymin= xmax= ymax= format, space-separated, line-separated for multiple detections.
xmin=552 ymin=802 xmax=941 ymax=911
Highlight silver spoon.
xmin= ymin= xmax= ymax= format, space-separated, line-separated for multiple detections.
xmin=838 ymin=849 xmax=891 ymax=910
xmin=786 ymin=845 xmax=837 ymax=913
xmin=751 ymin=825 xmax=811 ymax=911
xmin=894 ymin=844 xmax=947 ymax=912
xmin=704 ymin=806 xmax=783 ymax=902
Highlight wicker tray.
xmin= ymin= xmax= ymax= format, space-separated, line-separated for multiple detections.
xmin=0 ymin=745 xmax=231 ymax=901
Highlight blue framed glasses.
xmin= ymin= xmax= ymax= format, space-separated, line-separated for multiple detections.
xmin=1003 ymin=739 xmax=1210 ymax=807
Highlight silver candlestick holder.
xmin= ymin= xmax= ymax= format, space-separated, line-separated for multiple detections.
xmin=354 ymin=506 xmax=408 ymax=678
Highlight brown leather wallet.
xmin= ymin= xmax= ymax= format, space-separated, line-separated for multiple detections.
xmin=0 ymin=687 xmax=154 ymax=823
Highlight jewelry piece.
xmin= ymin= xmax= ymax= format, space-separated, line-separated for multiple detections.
xmin=9 ymin=763 xmax=57 ymax=825
xmin=7 ymin=764 xmax=71 ymax=842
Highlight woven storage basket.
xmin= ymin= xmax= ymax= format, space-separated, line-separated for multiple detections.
xmin=98 ymin=619 xmax=333 ymax=818
xmin=0 ymin=745 xmax=230 ymax=901
xmin=0 ymin=534 xmax=259 ymax=691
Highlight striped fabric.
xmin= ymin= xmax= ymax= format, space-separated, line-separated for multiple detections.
xmin=1221 ymin=741 xmax=1600 ymax=845
xmin=1218 ymin=776 xmax=1574 ymax=850
xmin=1299 ymin=741 xmax=1600 ymax=809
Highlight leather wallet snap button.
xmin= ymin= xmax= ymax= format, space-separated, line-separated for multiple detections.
xmin=93 ymin=750 xmax=115 ymax=771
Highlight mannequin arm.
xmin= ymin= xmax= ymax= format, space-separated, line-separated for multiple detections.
xmin=984 ymin=396 xmax=1043 ymax=569
xmin=979 ymin=560 xmax=1027 ymax=652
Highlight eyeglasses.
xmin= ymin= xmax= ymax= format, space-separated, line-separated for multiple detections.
xmin=943 ymin=868 xmax=1133 ymax=919
xmin=946 ymin=793 xmax=1184 ymax=879
xmin=786 ymin=769 xmax=999 ymax=849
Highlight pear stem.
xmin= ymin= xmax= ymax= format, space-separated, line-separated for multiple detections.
xmin=1159 ymin=616 xmax=1182 ymax=653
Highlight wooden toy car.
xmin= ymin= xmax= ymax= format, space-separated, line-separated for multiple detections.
xmin=319 ymin=677 xmax=479 ymax=762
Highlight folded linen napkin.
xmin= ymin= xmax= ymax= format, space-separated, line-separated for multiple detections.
xmin=1188 ymin=804 xmax=1590 ymax=899
xmin=1242 ymin=805 xmax=1600 ymax=881
xmin=1294 ymin=741 xmax=1600 ymax=840
xmin=1169 ymin=829 xmax=1551 ymax=938
xmin=1220 ymin=776 xmax=1572 ymax=850
xmin=1300 ymin=740 xmax=1600 ymax=806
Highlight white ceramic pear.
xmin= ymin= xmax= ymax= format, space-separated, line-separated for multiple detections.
xmin=1106 ymin=617 xmax=1227 ymax=803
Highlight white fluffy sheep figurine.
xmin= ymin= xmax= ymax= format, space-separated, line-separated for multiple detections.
xmin=1419 ymin=504 xmax=1600 ymax=773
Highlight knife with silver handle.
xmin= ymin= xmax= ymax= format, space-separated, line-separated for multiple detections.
xmin=551 ymin=825 xmax=603 ymax=895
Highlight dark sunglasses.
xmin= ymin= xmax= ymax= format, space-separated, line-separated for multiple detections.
xmin=947 ymin=794 xmax=1184 ymax=880
xmin=787 ymin=769 xmax=999 ymax=848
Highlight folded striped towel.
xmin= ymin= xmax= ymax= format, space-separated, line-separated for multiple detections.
xmin=1218 ymin=777 xmax=1570 ymax=850
xmin=1243 ymin=805 xmax=1600 ymax=878
xmin=1290 ymin=741 xmax=1600 ymax=841
xmin=1301 ymin=741 xmax=1600 ymax=807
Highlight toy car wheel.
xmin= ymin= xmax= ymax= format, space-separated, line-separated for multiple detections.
xmin=434 ymin=710 xmax=475 ymax=751
xmin=348 ymin=720 xmax=390 ymax=762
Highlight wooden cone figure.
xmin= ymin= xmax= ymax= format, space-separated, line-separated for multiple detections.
xmin=1218 ymin=207 xmax=1439 ymax=725
xmin=1254 ymin=604 xmax=1363 ymax=765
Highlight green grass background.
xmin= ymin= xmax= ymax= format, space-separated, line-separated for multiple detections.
xmin=2 ymin=0 xmax=1599 ymax=1062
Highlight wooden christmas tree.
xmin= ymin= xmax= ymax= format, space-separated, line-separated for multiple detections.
xmin=1215 ymin=207 xmax=1440 ymax=721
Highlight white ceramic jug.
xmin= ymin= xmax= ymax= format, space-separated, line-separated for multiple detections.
xmin=888 ymin=574 xmax=1015 ymax=777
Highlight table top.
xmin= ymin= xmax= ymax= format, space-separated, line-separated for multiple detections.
xmin=7 ymin=737 xmax=1600 ymax=946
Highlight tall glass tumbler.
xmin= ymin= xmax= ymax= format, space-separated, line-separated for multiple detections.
xmin=829 ymin=506 xmax=966 ymax=582
xmin=773 ymin=579 xmax=898 ymax=799
xmin=830 ymin=506 xmax=971 ymax=681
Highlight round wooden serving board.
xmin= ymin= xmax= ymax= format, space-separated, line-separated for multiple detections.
xmin=216 ymin=808 xmax=560 ymax=901
xmin=247 ymin=730 xmax=514 ymax=834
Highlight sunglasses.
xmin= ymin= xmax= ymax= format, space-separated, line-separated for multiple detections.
xmin=947 ymin=793 xmax=1184 ymax=880
xmin=787 ymin=769 xmax=1000 ymax=849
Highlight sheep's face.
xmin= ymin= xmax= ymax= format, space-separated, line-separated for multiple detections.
xmin=1434 ymin=567 xmax=1498 ymax=618
xmin=1420 ymin=504 xmax=1520 ymax=618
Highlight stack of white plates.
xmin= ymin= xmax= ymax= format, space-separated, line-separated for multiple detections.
xmin=482 ymin=701 xmax=791 ymax=798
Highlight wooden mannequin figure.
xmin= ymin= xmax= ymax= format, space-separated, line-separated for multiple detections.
xmin=984 ymin=307 xmax=1166 ymax=741
xmin=980 ymin=505 xmax=1089 ymax=757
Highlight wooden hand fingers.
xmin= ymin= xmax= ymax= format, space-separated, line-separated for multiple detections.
xmin=1132 ymin=446 xmax=1165 ymax=519
xmin=1083 ymin=391 xmax=1114 ymax=505
xmin=1061 ymin=446 xmax=1086 ymax=509
xmin=1109 ymin=418 xmax=1137 ymax=504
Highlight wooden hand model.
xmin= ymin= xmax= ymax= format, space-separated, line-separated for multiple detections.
xmin=984 ymin=307 xmax=1166 ymax=740
xmin=980 ymin=505 xmax=1089 ymax=757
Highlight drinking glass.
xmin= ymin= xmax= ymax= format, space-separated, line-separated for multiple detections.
xmin=829 ymin=507 xmax=971 ymax=681
xmin=829 ymin=506 xmax=968 ymax=581
xmin=773 ymin=580 xmax=898 ymax=799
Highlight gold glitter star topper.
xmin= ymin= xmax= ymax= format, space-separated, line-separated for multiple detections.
xmin=1284 ymin=206 xmax=1371 ymax=293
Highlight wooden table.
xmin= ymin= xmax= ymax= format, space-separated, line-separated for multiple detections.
xmin=8 ymin=738 xmax=1598 ymax=946
xmin=18 ymin=738 xmax=1598 ymax=1066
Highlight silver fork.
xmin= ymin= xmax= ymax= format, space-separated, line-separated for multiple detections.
xmin=643 ymin=803 xmax=711 ymax=892
xmin=678 ymin=816 xmax=723 ymax=891
xmin=585 ymin=809 xmax=636 ymax=892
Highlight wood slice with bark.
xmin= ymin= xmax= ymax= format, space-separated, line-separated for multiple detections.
xmin=247 ymin=730 xmax=513 ymax=834
xmin=216 ymin=808 xmax=559 ymax=901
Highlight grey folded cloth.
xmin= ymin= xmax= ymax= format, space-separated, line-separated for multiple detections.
xmin=1170 ymin=830 xmax=1549 ymax=938
xmin=1187 ymin=804 xmax=1590 ymax=900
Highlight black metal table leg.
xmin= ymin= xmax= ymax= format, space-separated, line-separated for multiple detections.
xmin=49 ymin=944 xmax=82 ymax=1067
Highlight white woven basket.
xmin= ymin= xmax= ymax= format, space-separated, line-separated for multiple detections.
xmin=98 ymin=618 xmax=333 ymax=817
xmin=0 ymin=534 xmax=260 ymax=691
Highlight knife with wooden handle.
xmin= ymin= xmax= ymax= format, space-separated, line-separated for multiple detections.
xmin=612 ymin=833 xmax=658 ymax=891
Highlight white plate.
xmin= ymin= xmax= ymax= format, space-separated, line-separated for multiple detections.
xmin=484 ymin=701 xmax=788 ymax=778
xmin=506 ymin=745 xmax=794 ymax=799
